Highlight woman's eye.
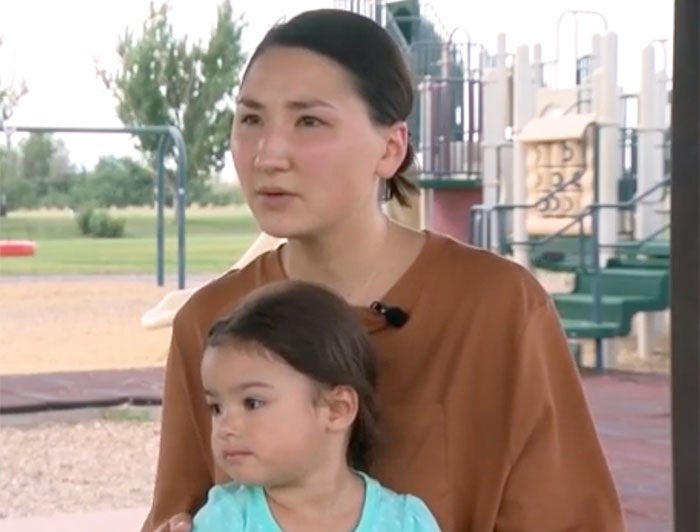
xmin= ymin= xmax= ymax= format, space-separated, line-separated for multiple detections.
xmin=243 ymin=397 xmax=265 ymax=410
xmin=207 ymin=403 xmax=222 ymax=416
xmin=297 ymin=116 xmax=323 ymax=127
xmin=239 ymin=113 xmax=261 ymax=125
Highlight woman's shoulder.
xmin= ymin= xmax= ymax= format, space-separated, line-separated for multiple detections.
xmin=421 ymin=231 xmax=548 ymax=306
xmin=173 ymin=248 xmax=283 ymax=329
xmin=426 ymin=231 xmax=527 ymax=273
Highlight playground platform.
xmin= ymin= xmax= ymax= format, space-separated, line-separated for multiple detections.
xmin=0 ymin=367 xmax=671 ymax=531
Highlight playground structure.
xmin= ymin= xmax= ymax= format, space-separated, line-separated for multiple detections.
xmin=144 ymin=2 xmax=671 ymax=372
xmin=348 ymin=1 xmax=672 ymax=371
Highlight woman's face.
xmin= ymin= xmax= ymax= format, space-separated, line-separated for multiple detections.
xmin=230 ymin=46 xmax=406 ymax=240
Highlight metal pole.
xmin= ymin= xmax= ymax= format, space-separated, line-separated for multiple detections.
xmin=670 ymin=0 xmax=700 ymax=527
xmin=512 ymin=45 xmax=534 ymax=267
xmin=156 ymin=136 xmax=166 ymax=287
xmin=167 ymin=126 xmax=188 ymax=290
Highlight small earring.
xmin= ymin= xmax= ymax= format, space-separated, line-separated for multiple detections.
xmin=378 ymin=178 xmax=391 ymax=202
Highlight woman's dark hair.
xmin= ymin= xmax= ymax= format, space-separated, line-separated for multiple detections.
xmin=243 ymin=9 xmax=418 ymax=206
xmin=207 ymin=280 xmax=378 ymax=471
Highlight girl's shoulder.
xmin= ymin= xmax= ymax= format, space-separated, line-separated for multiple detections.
xmin=359 ymin=474 xmax=442 ymax=531
xmin=192 ymin=483 xmax=252 ymax=531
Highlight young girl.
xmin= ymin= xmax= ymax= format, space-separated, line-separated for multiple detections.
xmin=192 ymin=280 xmax=440 ymax=531
xmin=144 ymin=8 xmax=624 ymax=532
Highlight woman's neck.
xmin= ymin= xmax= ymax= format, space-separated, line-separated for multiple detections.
xmin=282 ymin=213 xmax=395 ymax=306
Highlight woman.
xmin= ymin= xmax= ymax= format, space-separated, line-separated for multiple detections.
xmin=143 ymin=9 xmax=624 ymax=532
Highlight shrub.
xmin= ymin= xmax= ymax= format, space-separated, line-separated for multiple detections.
xmin=75 ymin=207 xmax=126 ymax=238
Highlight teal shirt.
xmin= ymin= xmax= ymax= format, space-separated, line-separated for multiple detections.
xmin=192 ymin=472 xmax=441 ymax=531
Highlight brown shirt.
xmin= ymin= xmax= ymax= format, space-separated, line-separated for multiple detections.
xmin=142 ymin=232 xmax=625 ymax=531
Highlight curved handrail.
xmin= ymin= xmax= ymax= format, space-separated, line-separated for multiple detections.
xmin=507 ymin=176 xmax=671 ymax=248
xmin=470 ymin=155 xmax=589 ymax=248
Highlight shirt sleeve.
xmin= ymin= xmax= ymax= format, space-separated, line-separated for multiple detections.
xmin=403 ymin=495 xmax=442 ymax=531
xmin=192 ymin=485 xmax=245 ymax=532
xmin=141 ymin=309 xmax=216 ymax=531
xmin=496 ymin=299 xmax=626 ymax=531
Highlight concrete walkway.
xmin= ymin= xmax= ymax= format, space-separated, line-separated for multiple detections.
xmin=0 ymin=507 xmax=148 ymax=532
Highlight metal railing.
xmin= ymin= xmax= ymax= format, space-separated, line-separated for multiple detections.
xmin=469 ymin=163 xmax=588 ymax=252
xmin=471 ymin=158 xmax=670 ymax=369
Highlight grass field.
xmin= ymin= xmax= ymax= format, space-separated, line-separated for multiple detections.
xmin=0 ymin=206 xmax=260 ymax=275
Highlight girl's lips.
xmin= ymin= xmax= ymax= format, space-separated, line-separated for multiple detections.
xmin=222 ymin=449 xmax=253 ymax=461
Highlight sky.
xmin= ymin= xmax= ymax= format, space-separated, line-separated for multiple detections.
xmin=0 ymin=0 xmax=674 ymax=173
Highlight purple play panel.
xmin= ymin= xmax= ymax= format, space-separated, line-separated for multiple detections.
xmin=0 ymin=367 xmax=672 ymax=530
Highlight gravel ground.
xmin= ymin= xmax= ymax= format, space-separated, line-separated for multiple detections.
xmin=0 ymin=407 xmax=161 ymax=519
xmin=0 ymin=279 xmax=175 ymax=375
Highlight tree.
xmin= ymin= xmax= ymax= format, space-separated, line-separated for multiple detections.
xmin=18 ymin=133 xmax=75 ymax=206
xmin=0 ymin=133 xmax=79 ymax=211
xmin=73 ymin=155 xmax=155 ymax=208
xmin=0 ymin=36 xmax=28 ymax=123
xmin=0 ymin=145 xmax=28 ymax=211
xmin=0 ymin=36 xmax=28 ymax=215
xmin=98 ymin=1 xmax=245 ymax=203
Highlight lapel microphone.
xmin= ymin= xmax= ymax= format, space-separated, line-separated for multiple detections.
xmin=370 ymin=301 xmax=409 ymax=328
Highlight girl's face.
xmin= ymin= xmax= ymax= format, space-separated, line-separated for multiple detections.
xmin=230 ymin=46 xmax=407 ymax=240
xmin=201 ymin=343 xmax=334 ymax=487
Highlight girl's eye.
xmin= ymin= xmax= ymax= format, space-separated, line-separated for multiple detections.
xmin=297 ymin=116 xmax=323 ymax=127
xmin=243 ymin=397 xmax=265 ymax=410
xmin=207 ymin=402 xmax=222 ymax=416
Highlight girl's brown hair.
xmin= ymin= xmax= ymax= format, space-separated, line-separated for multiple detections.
xmin=208 ymin=280 xmax=378 ymax=471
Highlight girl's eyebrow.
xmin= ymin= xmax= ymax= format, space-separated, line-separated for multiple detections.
xmin=204 ymin=381 xmax=274 ymax=397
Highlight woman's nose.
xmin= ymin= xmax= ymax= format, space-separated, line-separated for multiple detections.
xmin=254 ymin=130 xmax=292 ymax=173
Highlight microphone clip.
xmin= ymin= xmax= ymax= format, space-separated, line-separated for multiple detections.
xmin=370 ymin=301 xmax=409 ymax=328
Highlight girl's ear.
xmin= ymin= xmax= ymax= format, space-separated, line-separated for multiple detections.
xmin=375 ymin=121 xmax=408 ymax=179
xmin=320 ymin=385 xmax=359 ymax=433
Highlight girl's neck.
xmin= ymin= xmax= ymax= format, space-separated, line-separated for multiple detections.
xmin=264 ymin=464 xmax=364 ymax=532
xmin=282 ymin=212 xmax=395 ymax=306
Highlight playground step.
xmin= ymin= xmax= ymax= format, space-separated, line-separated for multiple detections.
xmin=560 ymin=319 xmax=623 ymax=339
xmin=615 ymin=239 xmax=670 ymax=258
xmin=606 ymin=256 xmax=670 ymax=270
xmin=553 ymin=293 xmax=659 ymax=336
xmin=525 ymin=236 xmax=670 ymax=272
xmin=532 ymin=255 xmax=584 ymax=272
xmin=532 ymin=248 xmax=670 ymax=273
xmin=527 ymin=235 xmax=596 ymax=272
xmin=576 ymin=268 xmax=669 ymax=302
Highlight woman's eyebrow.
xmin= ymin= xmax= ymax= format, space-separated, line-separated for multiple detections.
xmin=235 ymin=96 xmax=336 ymax=110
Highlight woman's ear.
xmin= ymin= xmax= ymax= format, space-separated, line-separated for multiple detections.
xmin=320 ymin=385 xmax=359 ymax=434
xmin=375 ymin=122 xmax=408 ymax=179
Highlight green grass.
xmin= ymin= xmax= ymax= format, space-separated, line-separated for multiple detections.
xmin=0 ymin=205 xmax=258 ymax=239
xmin=101 ymin=405 xmax=157 ymax=423
xmin=0 ymin=207 xmax=261 ymax=275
